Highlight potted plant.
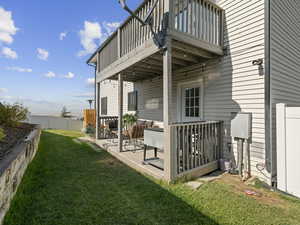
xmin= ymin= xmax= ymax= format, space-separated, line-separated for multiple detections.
xmin=123 ymin=113 xmax=137 ymax=130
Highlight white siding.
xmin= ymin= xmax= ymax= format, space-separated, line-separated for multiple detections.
xmin=99 ymin=80 xmax=134 ymax=116
xmin=270 ymin=1 xmax=300 ymax=178
xmin=135 ymin=0 xmax=268 ymax=182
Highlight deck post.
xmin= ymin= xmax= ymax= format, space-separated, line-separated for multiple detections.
xmin=163 ymin=37 xmax=176 ymax=182
xmin=118 ymin=73 xmax=123 ymax=152
xmin=95 ymin=81 xmax=100 ymax=140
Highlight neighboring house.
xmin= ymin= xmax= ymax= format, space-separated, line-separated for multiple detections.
xmin=98 ymin=80 xmax=134 ymax=117
xmin=87 ymin=0 xmax=300 ymax=185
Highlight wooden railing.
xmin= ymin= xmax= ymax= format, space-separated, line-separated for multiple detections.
xmin=120 ymin=0 xmax=166 ymax=56
xmin=170 ymin=121 xmax=223 ymax=175
xmin=98 ymin=33 xmax=118 ymax=72
xmin=172 ymin=0 xmax=224 ymax=46
xmin=97 ymin=0 xmax=224 ymax=72
xmin=98 ymin=116 xmax=118 ymax=139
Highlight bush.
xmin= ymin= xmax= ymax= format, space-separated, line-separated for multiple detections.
xmin=82 ymin=124 xmax=95 ymax=136
xmin=0 ymin=128 xmax=5 ymax=141
xmin=0 ymin=103 xmax=28 ymax=127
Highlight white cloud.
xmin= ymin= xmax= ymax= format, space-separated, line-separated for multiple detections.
xmin=44 ymin=71 xmax=56 ymax=78
xmin=103 ymin=22 xmax=120 ymax=35
xmin=78 ymin=21 xmax=102 ymax=56
xmin=1 ymin=47 xmax=17 ymax=59
xmin=0 ymin=95 xmax=12 ymax=100
xmin=86 ymin=77 xmax=95 ymax=86
xmin=7 ymin=66 xmax=32 ymax=72
xmin=0 ymin=88 xmax=8 ymax=93
xmin=73 ymin=92 xmax=94 ymax=98
xmin=0 ymin=88 xmax=10 ymax=100
xmin=59 ymin=31 xmax=67 ymax=40
xmin=64 ymin=72 xmax=75 ymax=79
xmin=37 ymin=48 xmax=49 ymax=60
xmin=0 ymin=7 xmax=18 ymax=44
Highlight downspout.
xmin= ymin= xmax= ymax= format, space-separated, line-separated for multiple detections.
xmin=265 ymin=0 xmax=274 ymax=186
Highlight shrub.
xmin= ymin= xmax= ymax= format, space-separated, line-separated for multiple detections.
xmin=82 ymin=124 xmax=95 ymax=136
xmin=0 ymin=128 xmax=5 ymax=141
xmin=0 ymin=103 xmax=28 ymax=127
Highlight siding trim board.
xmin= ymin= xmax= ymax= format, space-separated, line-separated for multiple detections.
xmin=269 ymin=0 xmax=300 ymax=187
xmin=264 ymin=0 xmax=272 ymax=182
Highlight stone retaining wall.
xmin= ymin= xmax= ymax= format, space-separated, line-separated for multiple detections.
xmin=0 ymin=125 xmax=41 ymax=224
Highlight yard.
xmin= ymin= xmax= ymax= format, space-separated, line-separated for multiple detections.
xmin=3 ymin=130 xmax=300 ymax=225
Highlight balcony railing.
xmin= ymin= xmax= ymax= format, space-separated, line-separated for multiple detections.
xmin=170 ymin=121 xmax=223 ymax=175
xmin=96 ymin=0 xmax=224 ymax=73
xmin=120 ymin=0 xmax=166 ymax=56
xmin=172 ymin=0 xmax=224 ymax=46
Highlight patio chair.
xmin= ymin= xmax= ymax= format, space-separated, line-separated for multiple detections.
xmin=105 ymin=120 xmax=118 ymax=140
xmin=124 ymin=124 xmax=146 ymax=149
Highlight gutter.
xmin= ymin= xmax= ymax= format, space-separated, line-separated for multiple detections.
xmin=264 ymin=0 xmax=274 ymax=186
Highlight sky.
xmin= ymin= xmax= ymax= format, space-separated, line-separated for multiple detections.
xmin=0 ymin=0 xmax=141 ymax=117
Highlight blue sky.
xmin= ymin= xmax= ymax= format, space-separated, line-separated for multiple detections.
xmin=0 ymin=0 xmax=141 ymax=116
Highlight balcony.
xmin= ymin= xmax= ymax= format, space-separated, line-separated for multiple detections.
xmin=88 ymin=0 xmax=224 ymax=82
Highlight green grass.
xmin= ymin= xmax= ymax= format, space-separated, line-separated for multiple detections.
xmin=4 ymin=130 xmax=300 ymax=225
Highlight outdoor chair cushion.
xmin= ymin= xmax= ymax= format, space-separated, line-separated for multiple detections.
xmin=107 ymin=120 xmax=118 ymax=129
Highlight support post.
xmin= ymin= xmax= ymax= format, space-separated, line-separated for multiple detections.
xmin=163 ymin=38 xmax=175 ymax=182
xmin=95 ymin=81 xmax=100 ymax=140
xmin=118 ymin=73 xmax=123 ymax=152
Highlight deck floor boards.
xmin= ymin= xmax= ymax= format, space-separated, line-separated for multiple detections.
xmin=95 ymin=139 xmax=165 ymax=180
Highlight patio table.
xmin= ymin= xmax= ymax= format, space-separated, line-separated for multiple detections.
xmin=143 ymin=128 xmax=164 ymax=170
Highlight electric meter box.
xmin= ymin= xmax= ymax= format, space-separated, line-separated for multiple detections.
xmin=231 ymin=112 xmax=252 ymax=139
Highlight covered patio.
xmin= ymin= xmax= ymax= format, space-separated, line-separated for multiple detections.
xmin=90 ymin=0 xmax=225 ymax=181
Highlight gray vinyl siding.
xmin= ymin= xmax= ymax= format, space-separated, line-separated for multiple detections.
xmin=135 ymin=0 xmax=268 ymax=182
xmin=270 ymin=1 xmax=300 ymax=177
xmin=99 ymin=81 xmax=134 ymax=116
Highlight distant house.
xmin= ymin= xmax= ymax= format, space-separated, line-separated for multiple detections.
xmin=97 ymin=80 xmax=134 ymax=117
xmin=87 ymin=0 xmax=300 ymax=185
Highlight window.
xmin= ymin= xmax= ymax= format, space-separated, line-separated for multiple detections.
xmin=184 ymin=87 xmax=201 ymax=118
xmin=128 ymin=91 xmax=138 ymax=111
xmin=101 ymin=97 xmax=107 ymax=115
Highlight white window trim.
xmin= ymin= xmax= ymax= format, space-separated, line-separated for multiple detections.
xmin=176 ymin=78 xmax=204 ymax=122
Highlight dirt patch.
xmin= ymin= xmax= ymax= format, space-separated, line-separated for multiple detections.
xmin=95 ymin=157 xmax=122 ymax=167
xmin=0 ymin=123 xmax=34 ymax=161
xmin=216 ymin=173 xmax=288 ymax=208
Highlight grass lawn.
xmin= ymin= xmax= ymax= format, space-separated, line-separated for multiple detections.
xmin=4 ymin=130 xmax=300 ymax=225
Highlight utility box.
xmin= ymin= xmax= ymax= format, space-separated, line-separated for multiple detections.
xmin=231 ymin=113 xmax=252 ymax=139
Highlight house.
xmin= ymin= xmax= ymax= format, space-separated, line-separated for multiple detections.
xmin=87 ymin=0 xmax=300 ymax=185
xmin=97 ymin=80 xmax=135 ymax=117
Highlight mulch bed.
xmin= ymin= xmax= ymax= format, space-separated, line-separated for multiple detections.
xmin=0 ymin=123 xmax=34 ymax=161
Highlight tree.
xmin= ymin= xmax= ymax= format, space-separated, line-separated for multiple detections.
xmin=61 ymin=106 xmax=72 ymax=118
xmin=0 ymin=103 xmax=28 ymax=127
xmin=0 ymin=128 xmax=5 ymax=141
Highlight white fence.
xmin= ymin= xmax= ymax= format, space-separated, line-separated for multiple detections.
xmin=276 ymin=103 xmax=300 ymax=198
xmin=26 ymin=115 xmax=83 ymax=131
